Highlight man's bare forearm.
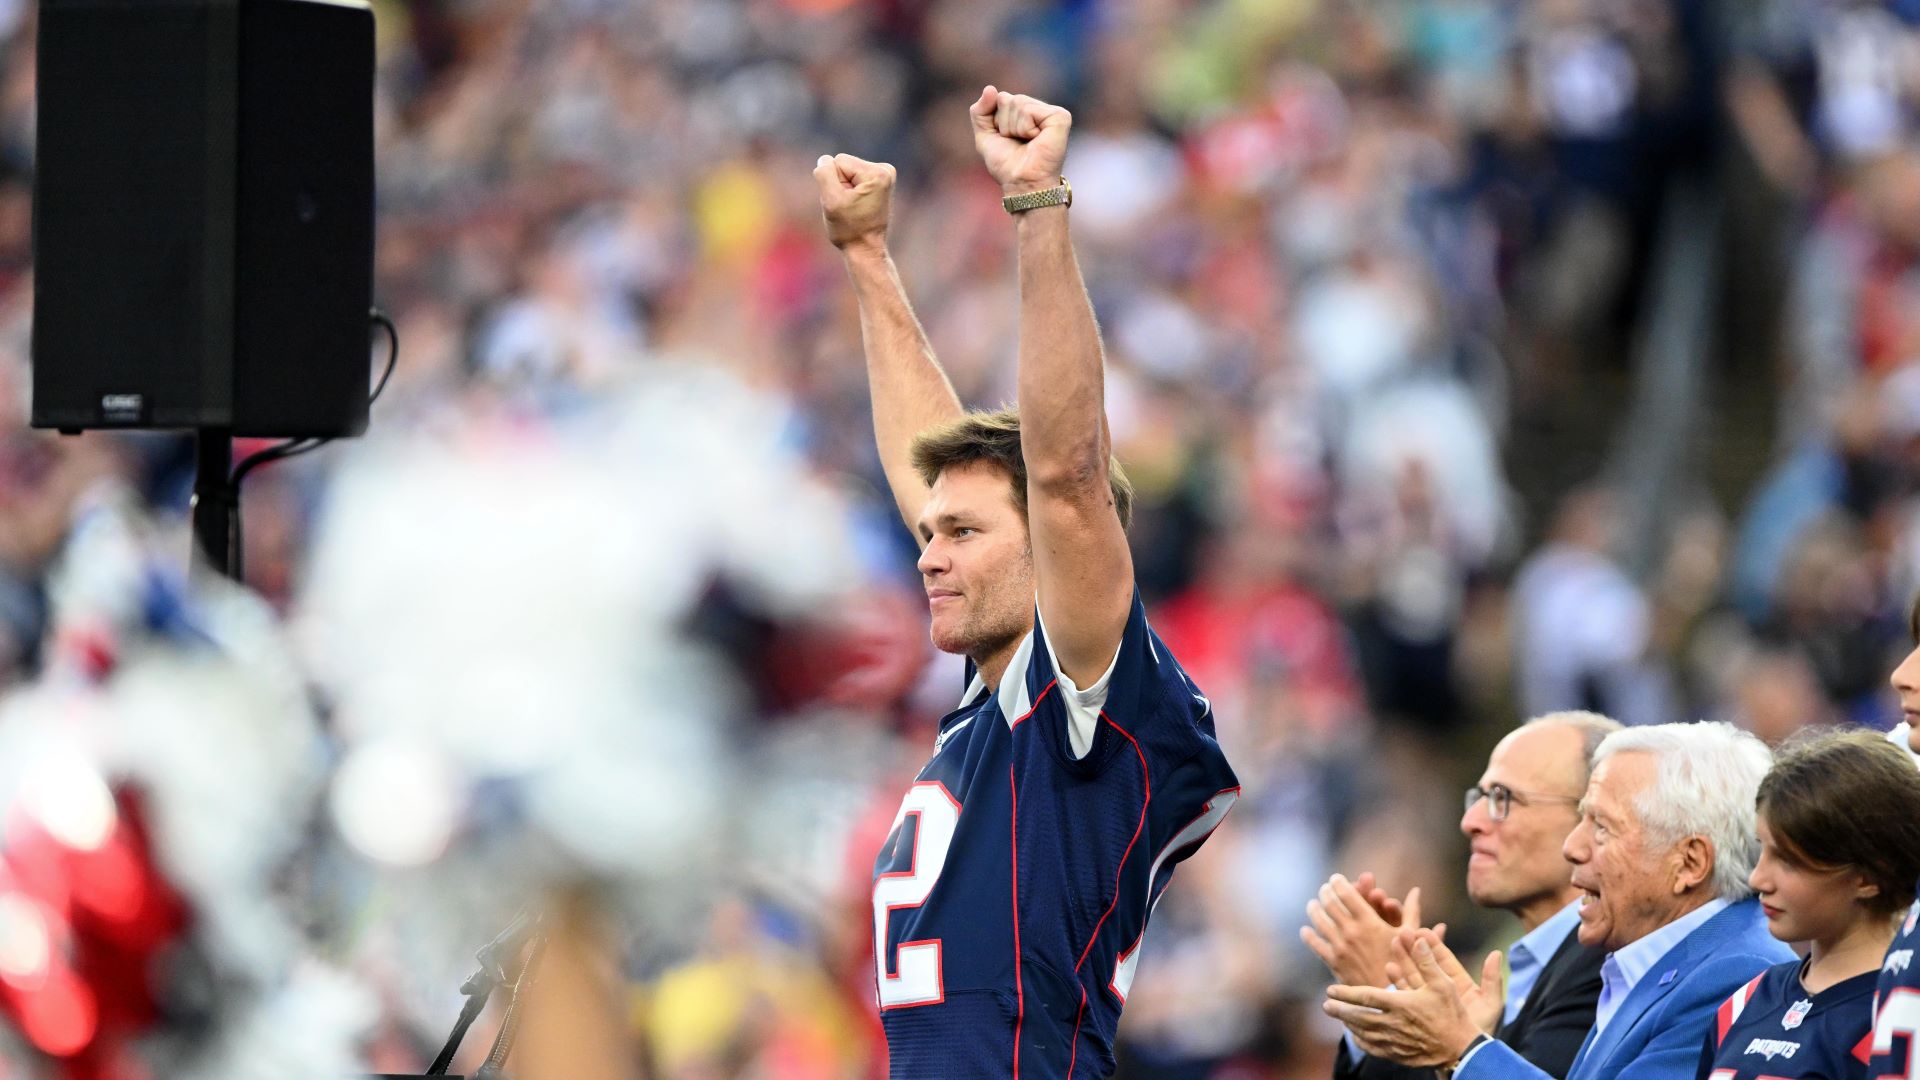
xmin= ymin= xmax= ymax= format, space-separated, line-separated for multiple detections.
xmin=1013 ymin=207 xmax=1108 ymax=488
xmin=842 ymin=238 xmax=964 ymax=531
xmin=969 ymin=86 xmax=1132 ymax=681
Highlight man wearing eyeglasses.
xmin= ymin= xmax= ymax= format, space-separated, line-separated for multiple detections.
xmin=1305 ymin=711 xmax=1621 ymax=1080
xmin=1325 ymin=721 xmax=1793 ymax=1080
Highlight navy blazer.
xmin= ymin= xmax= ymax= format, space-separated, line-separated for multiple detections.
xmin=1456 ymin=899 xmax=1794 ymax=1080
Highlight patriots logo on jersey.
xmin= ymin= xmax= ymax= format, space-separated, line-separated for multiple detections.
xmin=1715 ymin=960 xmax=1880 ymax=1080
xmin=932 ymin=716 xmax=973 ymax=755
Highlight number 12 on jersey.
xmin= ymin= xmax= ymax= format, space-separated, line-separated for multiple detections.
xmin=873 ymin=782 xmax=961 ymax=1008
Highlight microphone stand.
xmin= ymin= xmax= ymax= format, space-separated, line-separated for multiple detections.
xmin=392 ymin=907 xmax=544 ymax=1079
xmin=189 ymin=427 xmax=235 ymax=580
xmin=472 ymin=931 xmax=548 ymax=1080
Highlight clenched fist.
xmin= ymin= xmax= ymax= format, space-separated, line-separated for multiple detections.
xmin=968 ymin=86 xmax=1070 ymax=194
xmin=814 ymin=153 xmax=896 ymax=251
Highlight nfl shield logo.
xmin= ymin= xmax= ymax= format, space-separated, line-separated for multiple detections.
xmin=1783 ymin=1000 xmax=1812 ymax=1030
xmin=1906 ymin=902 xmax=1919 ymax=936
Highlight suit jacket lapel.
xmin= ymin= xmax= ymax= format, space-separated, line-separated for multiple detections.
xmin=1577 ymin=954 xmax=1686 ymax=1076
xmin=1573 ymin=904 xmax=1744 ymax=1078
xmin=1568 ymin=1022 xmax=1602 ymax=1078
xmin=1502 ymin=925 xmax=1596 ymax=1039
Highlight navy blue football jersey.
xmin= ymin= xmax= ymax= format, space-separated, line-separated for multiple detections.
xmin=1871 ymin=895 xmax=1920 ymax=1078
xmin=871 ymin=591 xmax=1239 ymax=1078
xmin=1699 ymin=959 xmax=1874 ymax=1080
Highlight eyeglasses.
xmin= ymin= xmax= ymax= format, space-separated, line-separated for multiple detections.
xmin=1463 ymin=783 xmax=1582 ymax=822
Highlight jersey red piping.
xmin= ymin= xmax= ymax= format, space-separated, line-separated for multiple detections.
xmin=1107 ymin=786 xmax=1242 ymax=1004
xmin=1073 ymin=711 xmax=1151 ymax=975
xmin=1011 ymin=763 xmax=1024 ymax=1079
xmin=1069 ymin=984 xmax=1087 ymax=1077
xmin=1007 ymin=678 xmax=1058 ymax=729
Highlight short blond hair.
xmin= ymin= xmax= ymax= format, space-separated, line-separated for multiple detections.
xmin=910 ymin=406 xmax=1134 ymax=529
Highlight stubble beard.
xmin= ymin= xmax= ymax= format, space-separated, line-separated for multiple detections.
xmin=935 ymin=555 xmax=1034 ymax=656
xmin=933 ymin=606 xmax=1027 ymax=662
xmin=930 ymin=588 xmax=1030 ymax=664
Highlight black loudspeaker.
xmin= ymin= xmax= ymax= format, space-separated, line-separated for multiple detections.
xmin=31 ymin=0 xmax=374 ymax=437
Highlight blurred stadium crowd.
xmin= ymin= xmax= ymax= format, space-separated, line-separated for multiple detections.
xmin=4 ymin=0 xmax=1920 ymax=1075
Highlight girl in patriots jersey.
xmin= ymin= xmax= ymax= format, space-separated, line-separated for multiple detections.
xmin=1699 ymin=728 xmax=1920 ymax=1080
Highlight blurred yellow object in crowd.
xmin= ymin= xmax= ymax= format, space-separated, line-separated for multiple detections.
xmin=643 ymin=948 xmax=867 ymax=1079
xmin=696 ymin=161 xmax=780 ymax=273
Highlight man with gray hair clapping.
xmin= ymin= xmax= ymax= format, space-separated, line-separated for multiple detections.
xmin=1326 ymin=722 xmax=1794 ymax=1080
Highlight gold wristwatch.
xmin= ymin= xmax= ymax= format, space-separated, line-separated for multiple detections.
xmin=1002 ymin=177 xmax=1071 ymax=214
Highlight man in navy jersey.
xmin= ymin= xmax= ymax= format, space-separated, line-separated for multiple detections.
xmin=1874 ymin=898 xmax=1920 ymax=1080
xmin=815 ymin=88 xmax=1238 ymax=1078
xmin=1874 ymin=638 xmax=1920 ymax=1079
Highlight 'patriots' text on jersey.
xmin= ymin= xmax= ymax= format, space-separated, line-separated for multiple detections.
xmin=1700 ymin=958 xmax=1874 ymax=1080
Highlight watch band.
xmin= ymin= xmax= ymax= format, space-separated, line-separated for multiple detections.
xmin=1438 ymin=1033 xmax=1491 ymax=1080
xmin=1002 ymin=177 xmax=1071 ymax=214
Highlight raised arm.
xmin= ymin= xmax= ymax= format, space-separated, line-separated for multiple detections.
xmin=814 ymin=153 xmax=964 ymax=539
xmin=969 ymin=87 xmax=1133 ymax=684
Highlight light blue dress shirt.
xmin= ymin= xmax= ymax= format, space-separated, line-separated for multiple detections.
xmin=1502 ymin=898 xmax=1584 ymax=1024
xmin=1591 ymin=897 xmax=1729 ymax=1038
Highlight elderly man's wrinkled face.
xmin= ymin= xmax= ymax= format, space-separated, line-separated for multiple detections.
xmin=1563 ymin=750 xmax=1696 ymax=951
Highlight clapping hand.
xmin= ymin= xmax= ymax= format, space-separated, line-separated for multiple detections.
xmin=1301 ymin=872 xmax=1442 ymax=988
xmin=1323 ymin=932 xmax=1501 ymax=1069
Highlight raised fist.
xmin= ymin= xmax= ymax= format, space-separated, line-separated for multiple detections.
xmin=968 ymin=86 xmax=1071 ymax=194
xmin=814 ymin=153 xmax=896 ymax=251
